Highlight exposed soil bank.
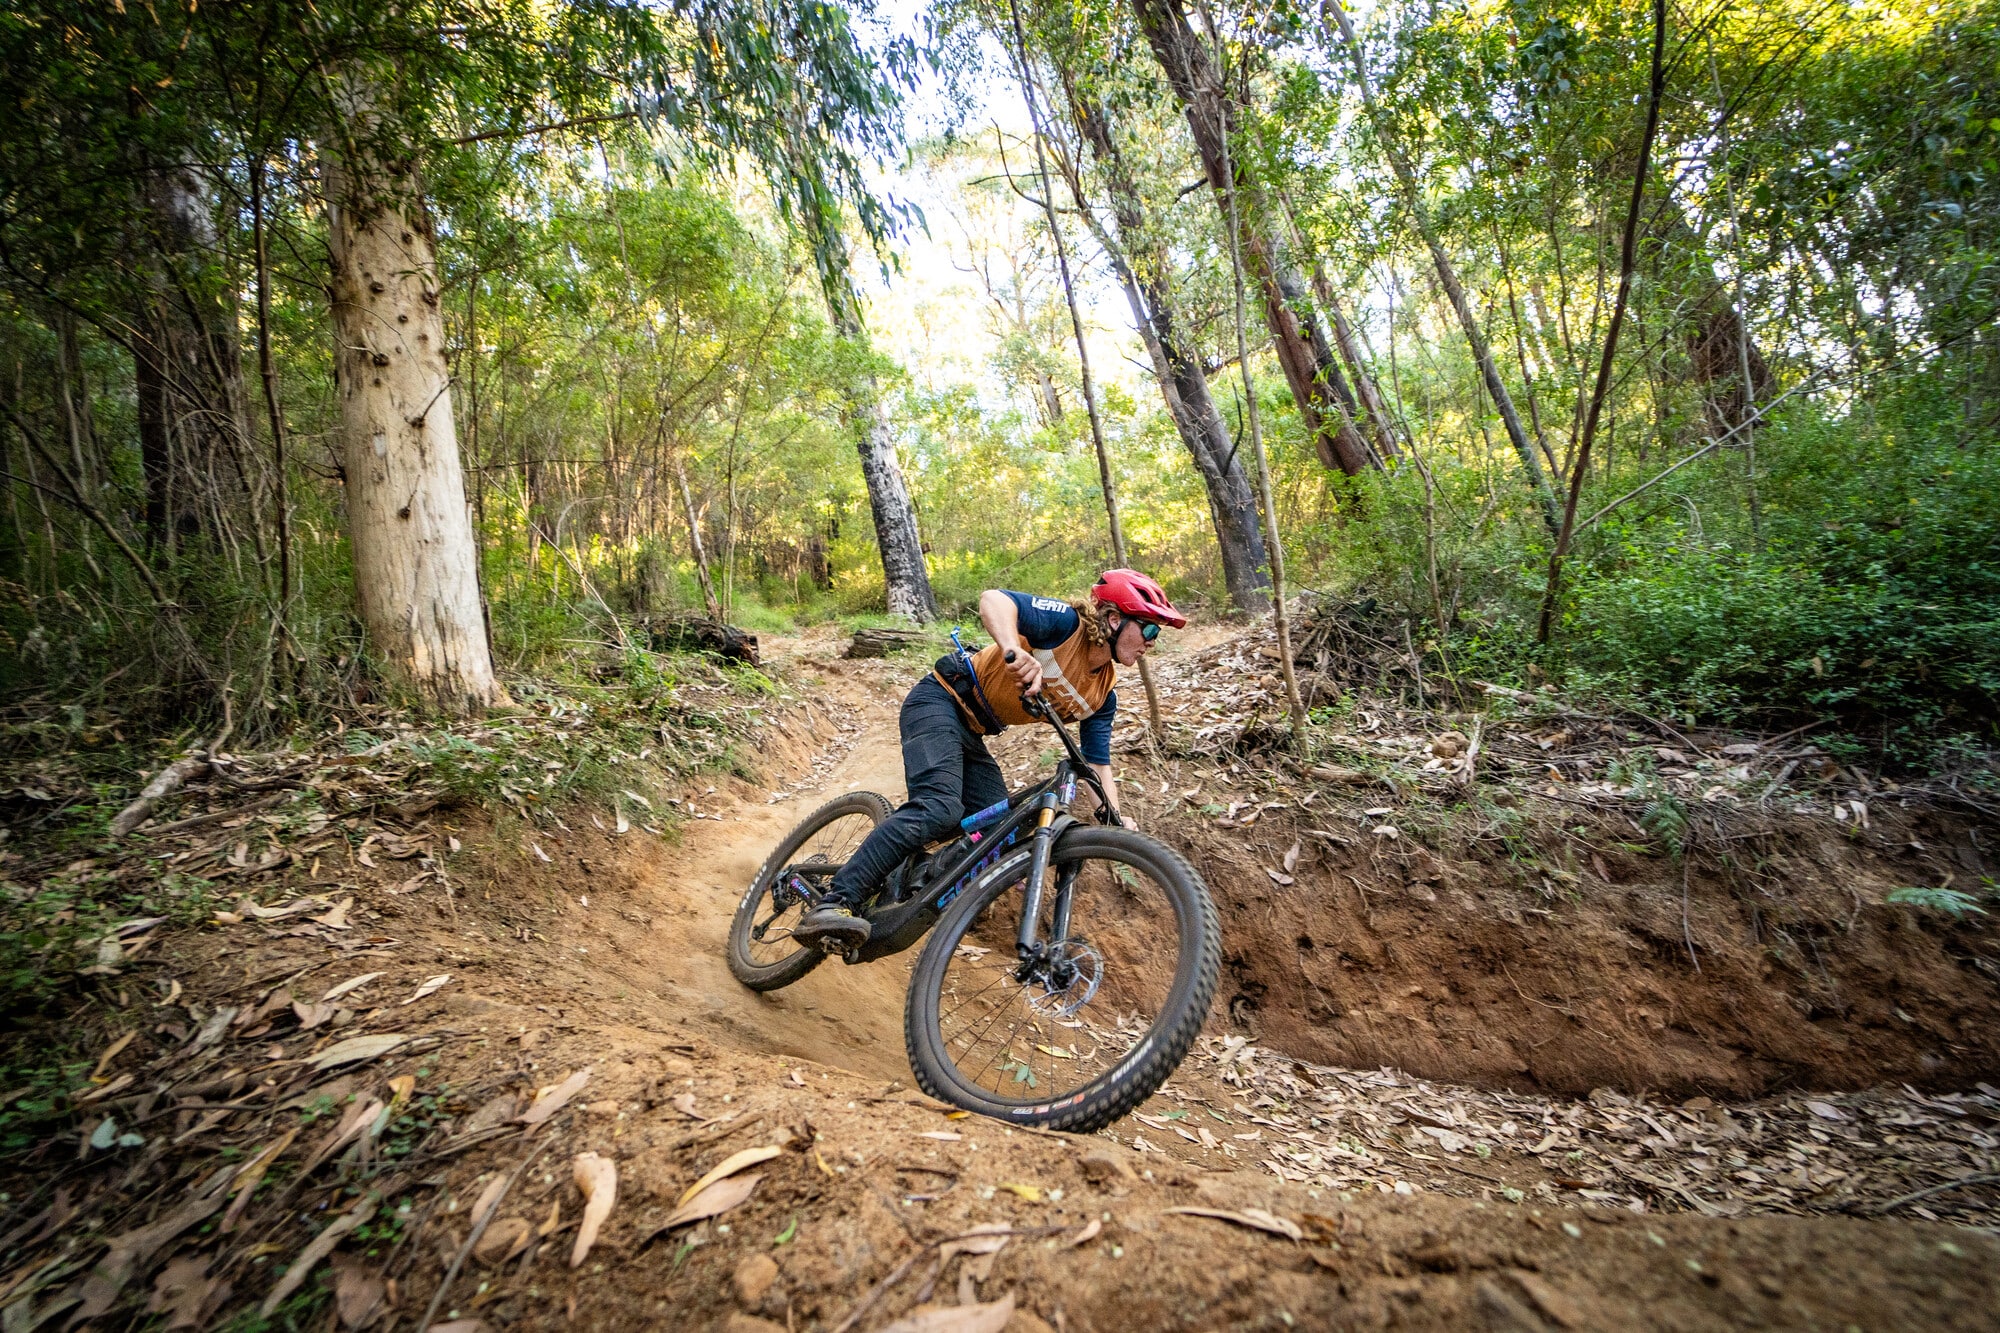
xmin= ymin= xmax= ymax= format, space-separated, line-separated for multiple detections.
xmin=1143 ymin=795 xmax=2000 ymax=1099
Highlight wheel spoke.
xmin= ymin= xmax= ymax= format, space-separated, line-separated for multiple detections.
xmin=928 ymin=845 xmax=1188 ymax=1107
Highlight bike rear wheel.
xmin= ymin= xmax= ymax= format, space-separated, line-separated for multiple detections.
xmin=728 ymin=791 xmax=892 ymax=991
xmin=903 ymin=826 xmax=1219 ymax=1133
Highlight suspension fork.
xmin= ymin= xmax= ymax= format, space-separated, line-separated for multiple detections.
xmin=1015 ymin=766 xmax=1077 ymax=960
xmin=1015 ymin=799 xmax=1057 ymax=957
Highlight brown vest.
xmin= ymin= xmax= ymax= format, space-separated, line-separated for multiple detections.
xmin=936 ymin=622 xmax=1116 ymax=736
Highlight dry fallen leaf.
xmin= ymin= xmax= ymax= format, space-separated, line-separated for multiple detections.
xmin=653 ymin=1171 xmax=762 ymax=1234
xmin=402 ymin=974 xmax=451 ymax=1006
xmin=308 ymin=1034 xmax=410 ymax=1071
xmin=329 ymin=1254 xmax=384 ymax=1329
xmin=1282 ymin=841 xmax=1301 ymax=874
xmin=91 ymin=1031 xmax=137 ymax=1081
xmin=997 ymin=1182 xmax=1041 ymax=1202
xmin=677 ymin=1145 xmax=782 ymax=1207
xmin=518 ymin=1069 xmax=591 ymax=1126
xmin=470 ymin=1174 xmax=511 ymax=1229
xmin=310 ymin=897 xmax=354 ymax=930
xmin=259 ymin=1195 xmax=376 ymax=1316
xmin=474 ymin=1216 xmax=533 ymax=1267
xmin=571 ymin=1152 xmax=618 ymax=1268
xmin=1067 ymin=1217 xmax=1102 ymax=1248
xmin=877 ymin=1292 xmax=1017 ymax=1333
xmin=1164 ymin=1206 xmax=1303 ymax=1241
xmin=321 ymin=972 xmax=383 ymax=1003
xmin=1265 ymin=867 xmax=1295 ymax=886
xmin=147 ymin=1254 xmax=222 ymax=1331
xmin=672 ymin=1091 xmax=706 ymax=1120
xmin=531 ymin=843 xmax=552 ymax=863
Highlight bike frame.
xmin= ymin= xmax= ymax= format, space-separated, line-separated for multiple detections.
xmin=776 ymin=698 xmax=1113 ymax=966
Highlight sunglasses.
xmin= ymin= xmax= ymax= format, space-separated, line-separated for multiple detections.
xmin=1121 ymin=618 xmax=1161 ymax=643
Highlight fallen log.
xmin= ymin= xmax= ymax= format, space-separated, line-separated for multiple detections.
xmin=642 ymin=616 xmax=759 ymax=665
xmin=844 ymin=627 xmax=928 ymax=659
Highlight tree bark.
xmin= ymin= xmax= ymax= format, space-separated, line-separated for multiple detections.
xmin=672 ymin=455 xmax=723 ymax=621
xmin=132 ymin=159 xmax=251 ymax=554
xmin=1130 ymin=0 xmax=1375 ymax=476
xmin=818 ymin=235 xmax=937 ymax=623
xmin=325 ymin=77 xmax=508 ymax=712
xmin=1322 ymin=0 xmax=1562 ymax=530
xmin=1065 ymin=95 xmax=1270 ymax=612
xmin=1657 ymin=200 xmax=1773 ymax=440
xmin=1004 ymin=0 xmax=1165 ymax=739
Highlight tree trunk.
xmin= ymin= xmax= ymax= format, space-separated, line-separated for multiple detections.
xmin=1067 ymin=95 xmax=1270 ymax=612
xmin=132 ymin=159 xmax=253 ymax=555
xmin=325 ymin=78 xmax=508 ymax=712
xmin=1657 ymin=200 xmax=1773 ymax=440
xmin=1004 ymin=0 xmax=1164 ymax=739
xmin=1323 ymin=0 xmax=1562 ymax=531
xmin=1129 ymin=0 xmax=1374 ymax=476
xmin=817 ymin=235 xmax=936 ymax=623
xmin=848 ymin=378 xmax=937 ymax=622
xmin=1274 ymin=187 xmax=1403 ymax=460
xmin=672 ymin=456 xmax=723 ymax=620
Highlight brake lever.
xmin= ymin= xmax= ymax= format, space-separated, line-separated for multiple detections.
xmin=1004 ymin=649 xmax=1052 ymax=720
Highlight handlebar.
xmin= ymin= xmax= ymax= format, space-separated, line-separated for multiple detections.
xmin=1003 ymin=650 xmax=1121 ymax=827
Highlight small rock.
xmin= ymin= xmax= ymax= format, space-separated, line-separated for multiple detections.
xmin=1008 ymin=1310 xmax=1057 ymax=1333
xmin=584 ymin=1100 xmax=619 ymax=1117
xmin=1078 ymin=1151 xmax=1135 ymax=1185
xmin=732 ymin=1253 xmax=780 ymax=1308
xmin=1431 ymin=731 xmax=1467 ymax=759
xmin=472 ymin=1216 xmax=531 ymax=1267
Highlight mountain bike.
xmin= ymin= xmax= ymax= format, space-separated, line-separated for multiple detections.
xmin=725 ymin=658 xmax=1220 ymax=1133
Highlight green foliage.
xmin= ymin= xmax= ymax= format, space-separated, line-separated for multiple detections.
xmin=1884 ymin=885 xmax=1989 ymax=918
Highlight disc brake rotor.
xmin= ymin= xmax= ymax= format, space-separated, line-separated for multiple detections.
xmin=1024 ymin=939 xmax=1104 ymax=1020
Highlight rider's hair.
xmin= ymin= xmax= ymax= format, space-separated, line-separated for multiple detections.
xmin=1067 ymin=596 xmax=1114 ymax=647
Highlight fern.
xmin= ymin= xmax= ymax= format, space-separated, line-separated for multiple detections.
xmin=1885 ymin=886 xmax=1987 ymax=919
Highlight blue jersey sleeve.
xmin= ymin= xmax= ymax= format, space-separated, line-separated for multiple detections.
xmin=1003 ymin=591 xmax=1080 ymax=649
xmin=1079 ymin=689 xmax=1116 ymax=766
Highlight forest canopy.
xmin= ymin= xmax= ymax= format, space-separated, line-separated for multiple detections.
xmin=0 ymin=0 xmax=1994 ymax=766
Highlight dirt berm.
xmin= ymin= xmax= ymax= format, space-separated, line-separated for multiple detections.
xmin=3 ymin=625 xmax=1997 ymax=1331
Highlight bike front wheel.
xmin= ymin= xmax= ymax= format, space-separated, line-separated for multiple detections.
xmin=728 ymin=791 xmax=892 ymax=991
xmin=903 ymin=826 xmax=1220 ymax=1133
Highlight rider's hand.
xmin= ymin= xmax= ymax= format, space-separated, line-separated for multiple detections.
xmin=1006 ymin=649 xmax=1044 ymax=697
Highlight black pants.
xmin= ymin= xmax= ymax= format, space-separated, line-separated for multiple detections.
xmin=825 ymin=675 xmax=1009 ymax=907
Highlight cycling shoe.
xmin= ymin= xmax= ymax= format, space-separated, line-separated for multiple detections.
xmin=792 ymin=903 xmax=871 ymax=952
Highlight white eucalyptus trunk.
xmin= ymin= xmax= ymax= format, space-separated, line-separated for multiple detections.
xmin=325 ymin=83 xmax=506 ymax=711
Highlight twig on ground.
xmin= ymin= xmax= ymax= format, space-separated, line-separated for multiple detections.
xmin=1868 ymin=1173 xmax=2000 ymax=1216
xmin=414 ymin=1131 xmax=558 ymax=1333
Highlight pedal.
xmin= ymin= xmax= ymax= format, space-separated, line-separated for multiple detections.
xmin=841 ymin=946 xmax=864 ymax=965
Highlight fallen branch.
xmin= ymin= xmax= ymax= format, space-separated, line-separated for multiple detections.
xmin=108 ymin=712 xmax=235 ymax=839
xmin=828 ymin=1226 xmax=1067 ymax=1333
xmin=1867 ymin=1173 xmax=2000 ymax=1216
xmin=414 ymin=1130 xmax=557 ymax=1333
xmin=107 ymin=758 xmax=209 ymax=839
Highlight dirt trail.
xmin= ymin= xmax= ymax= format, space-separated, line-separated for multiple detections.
xmin=608 ymin=645 xmax=916 ymax=1082
xmin=14 ymin=625 xmax=1998 ymax=1332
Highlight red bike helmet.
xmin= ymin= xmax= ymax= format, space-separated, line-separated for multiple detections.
xmin=1091 ymin=569 xmax=1187 ymax=629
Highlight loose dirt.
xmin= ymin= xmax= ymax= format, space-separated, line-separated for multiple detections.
xmin=6 ymin=623 xmax=1998 ymax=1331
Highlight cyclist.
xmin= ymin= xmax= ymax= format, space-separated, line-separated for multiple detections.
xmin=792 ymin=569 xmax=1187 ymax=950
